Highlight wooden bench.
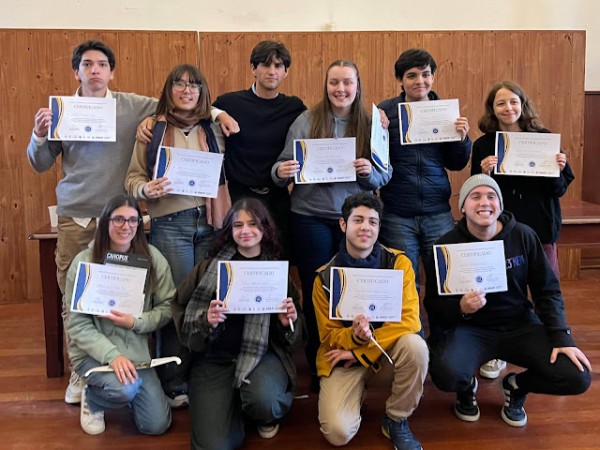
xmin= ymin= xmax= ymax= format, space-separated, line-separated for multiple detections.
xmin=557 ymin=199 xmax=600 ymax=248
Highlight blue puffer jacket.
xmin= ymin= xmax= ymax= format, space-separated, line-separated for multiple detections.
xmin=378 ymin=91 xmax=471 ymax=217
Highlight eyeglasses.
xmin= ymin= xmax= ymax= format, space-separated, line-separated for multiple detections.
xmin=109 ymin=216 xmax=142 ymax=228
xmin=172 ymin=80 xmax=202 ymax=93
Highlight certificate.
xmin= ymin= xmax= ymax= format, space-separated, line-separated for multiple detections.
xmin=434 ymin=241 xmax=507 ymax=295
xmin=153 ymin=146 xmax=224 ymax=198
xmin=399 ymin=99 xmax=461 ymax=145
xmin=329 ymin=267 xmax=404 ymax=322
xmin=49 ymin=96 xmax=116 ymax=142
xmin=217 ymin=261 xmax=288 ymax=314
xmin=371 ymin=103 xmax=389 ymax=172
xmin=294 ymin=138 xmax=356 ymax=184
xmin=70 ymin=262 xmax=147 ymax=317
xmin=495 ymin=132 xmax=560 ymax=177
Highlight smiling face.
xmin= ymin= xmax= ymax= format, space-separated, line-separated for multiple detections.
xmin=462 ymin=186 xmax=502 ymax=237
xmin=326 ymin=65 xmax=358 ymax=117
xmin=73 ymin=49 xmax=114 ymax=97
xmin=108 ymin=206 xmax=139 ymax=253
xmin=493 ymin=87 xmax=523 ymax=131
xmin=400 ymin=65 xmax=434 ymax=102
xmin=232 ymin=209 xmax=264 ymax=258
xmin=171 ymin=72 xmax=200 ymax=112
xmin=340 ymin=205 xmax=380 ymax=259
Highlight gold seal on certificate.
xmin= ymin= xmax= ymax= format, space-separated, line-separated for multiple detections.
xmin=433 ymin=241 xmax=507 ymax=295
xmin=49 ymin=96 xmax=116 ymax=142
xmin=70 ymin=262 xmax=148 ymax=317
xmin=371 ymin=103 xmax=389 ymax=173
xmin=399 ymin=99 xmax=461 ymax=145
xmin=294 ymin=137 xmax=357 ymax=184
xmin=217 ymin=261 xmax=288 ymax=314
xmin=153 ymin=146 xmax=224 ymax=198
xmin=495 ymin=131 xmax=561 ymax=177
xmin=329 ymin=267 xmax=404 ymax=322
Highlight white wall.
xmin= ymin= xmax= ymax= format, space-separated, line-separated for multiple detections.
xmin=5 ymin=0 xmax=600 ymax=89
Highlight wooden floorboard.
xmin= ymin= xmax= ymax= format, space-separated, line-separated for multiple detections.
xmin=1 ymin=271 xmax=599 ymax=449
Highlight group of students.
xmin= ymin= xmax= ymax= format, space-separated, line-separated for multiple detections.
xmin=27 ymin=38 xmax=591 ymax=450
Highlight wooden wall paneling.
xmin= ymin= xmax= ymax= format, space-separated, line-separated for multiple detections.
xmin=287 ymin=33 xmax=323 ymax=109
xmin=379 ymin=32 xmax=402 ymax=102
xmin=583 ymin=92 xmax=600 ymax=203
xmin=569 ymin=31 xmax=587 ymax=200
xmin=1 ymin=30 xmax=589 ymax=303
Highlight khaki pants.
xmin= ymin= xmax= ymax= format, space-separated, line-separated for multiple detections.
xmin=318 ymin=333 xmax=429 ymax=446
xmin=56 ymin=216 xmax=97 ymax=295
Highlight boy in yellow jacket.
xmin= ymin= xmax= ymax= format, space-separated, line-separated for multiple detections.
xmin=313 ymin=192 xmax=428 ymax=450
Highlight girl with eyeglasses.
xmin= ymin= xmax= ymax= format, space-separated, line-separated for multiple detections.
xmin=172 ymin=198 xmax=300 ymax=449
xmin=125 ymin=64 xmax=230 ymax=407
xmin=64 ymin=194 xmax=176 ymax=435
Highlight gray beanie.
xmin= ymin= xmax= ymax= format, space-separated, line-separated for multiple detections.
xmin=458 ymin=174 xmax=504 ymax=211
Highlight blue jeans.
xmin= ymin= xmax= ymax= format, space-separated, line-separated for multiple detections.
xmin=188 ymin=352 xmax=293 ymax=450
xmin=428 ymin=322 xmax=591 ymax=396
xmin=380 ymin=211 xmax=455 ymax=292
xmin=151 ymin=206 xmax=214 ymax=394
xmin=290 ymin=212 xmax=345 ymax=374
xmin=76 ymin=357 xmax=171 ymax=435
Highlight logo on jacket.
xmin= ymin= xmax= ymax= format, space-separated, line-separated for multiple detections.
xmin=506 ymin=255 xmax=525 ymax=270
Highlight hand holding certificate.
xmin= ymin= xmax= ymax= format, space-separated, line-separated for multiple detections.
xmin=217 ymin=261 xmax=288 ymax=314
xmin=329 ymin=267 xmax=404 ymax=322
xmin=399 ymin=99 xmax=462 ymax=145
xmin=371 ymin=103 xmax=389 ymax=172
xmin=70 ymin=262 xmax=148 ymax=317
xmin=495 ymin=131 xmax=561 ymax=177
xmin=294 ymin=138 xmax=357 ymax=184
xmin=433 ymin=241 xmax=507 ymax=295
xmin=153 ymin=146 xmax=224 ymax=197
xmin=49 ymin=96 xmax=116 ymax=142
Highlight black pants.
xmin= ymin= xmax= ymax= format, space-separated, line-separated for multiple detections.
xmin=428 ymin=320 xmax=590 ymax=396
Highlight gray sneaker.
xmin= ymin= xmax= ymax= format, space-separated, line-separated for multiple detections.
xmin=64 ymin=371 xmax=83 ymax=404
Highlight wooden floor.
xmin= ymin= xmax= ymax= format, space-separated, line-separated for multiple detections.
xmin=1 ymin=271 xmax=599 ymax=450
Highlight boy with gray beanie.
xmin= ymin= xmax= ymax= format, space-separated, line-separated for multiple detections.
xmin=424 ymin=174 xmax=591 ymax=427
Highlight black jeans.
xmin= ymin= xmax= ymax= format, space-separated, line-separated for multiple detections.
xmin=428 ymin=321 xmax=590 ymax=396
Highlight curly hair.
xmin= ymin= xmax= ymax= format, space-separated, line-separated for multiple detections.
xmin=208 ymin=198 xmax=282 ymax=259
xmin=478 ymin=81 xmax=545 ymax=133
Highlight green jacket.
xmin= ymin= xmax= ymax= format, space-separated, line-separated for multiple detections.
xmin=65 ymin=245 xmax=175 ymax=370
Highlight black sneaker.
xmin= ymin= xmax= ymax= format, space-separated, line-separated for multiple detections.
xmin=501 ymin=372 xmax=527 ymax=427
xmin=381 ymin=414 xmax=422 ymax=450
xmin=455 ymin=376 xmax=480 ymax=421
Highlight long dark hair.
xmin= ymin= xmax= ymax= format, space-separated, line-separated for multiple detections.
xmin=155 ymin=64 xmax=212 ymax=120
xmin=208 ymin=198 xmax=282 ymax=259
xmin=310 ymin=60 xmax=371 ymax=160
xmin=92 ymin=195 xmax=156 ymax=291
xmin=478 ymin=80 xmax=545 ymax=133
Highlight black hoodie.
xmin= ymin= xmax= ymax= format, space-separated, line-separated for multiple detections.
xmin=424 ymin=211 xmax=575 ymax=348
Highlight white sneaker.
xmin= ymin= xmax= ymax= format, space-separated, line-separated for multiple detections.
xmin=480 ymin=359 xmax=507 ymax=379
xmin=166 ymin=392 xmax=189 ymax=408
xmin=64 ymin=371 xmax=83 ymax=404
xmin=257 ymin=423 xmax=280 ymax=439
xmin=80 ymin=386 xmax=105 ymax=435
